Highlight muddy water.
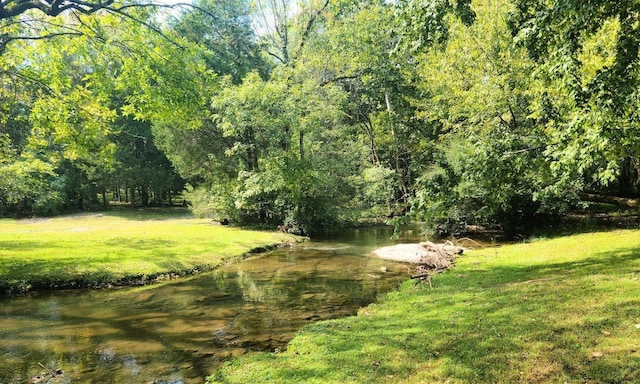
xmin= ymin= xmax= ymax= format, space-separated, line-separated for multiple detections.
xmin=0 ymin=227 xmax=420 ymax=384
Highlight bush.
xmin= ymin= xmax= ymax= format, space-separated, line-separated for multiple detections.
xmin=410 ymin=136 xmax=569 ymax=237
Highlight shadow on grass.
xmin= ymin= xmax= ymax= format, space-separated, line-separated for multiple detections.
xmin=213 ymin=243 xmax=640 ymax=383
xmin=423 ymin=245 xmax=640 ymax=382
xmin=0 ymin=237 xmax=199 ymax=295
xmin=102 ymin=238 xmax=178 ymax=250
xmin=66 ymin=207 xmax=194 ymax=221
xmin=464 ymin=243 xmax=640 ymax=286
xmin=0 ymin=240 xmax=58 ymax=251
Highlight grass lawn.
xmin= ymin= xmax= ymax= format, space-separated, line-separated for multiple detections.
xmin=210 ymin=229 xmax=640 ymax=383
xmin=0 ymin=209 xmax=298 ymax=294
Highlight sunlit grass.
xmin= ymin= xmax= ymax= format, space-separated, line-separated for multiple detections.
xmin=0 ymin=209 xmax=298 ymax=294
xmin=210 ymin=230 xmax=640 ymax=383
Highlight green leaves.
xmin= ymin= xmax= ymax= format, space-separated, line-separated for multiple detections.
xmin=510 ymin=0 xmax=640 ymax=195
xmin=0 ymin=8 xmax=210 ymax=215
xmin=186 ymin=65 xmax=361 ymax=234
xmin=393 ymin=0 xmax=475 ymax=53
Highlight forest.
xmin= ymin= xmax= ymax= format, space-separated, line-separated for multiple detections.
xmin=1 ymin=0 xmax=639 ymax=237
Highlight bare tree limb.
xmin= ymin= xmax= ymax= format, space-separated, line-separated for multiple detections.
xmin=503 ymin=145 xmax=548 ymax=156
xmin=293 ymin=0 xmax=329 ymax=60
xmin=106 ymin=6 xmax=184 ymax=49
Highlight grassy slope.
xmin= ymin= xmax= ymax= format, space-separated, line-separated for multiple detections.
xmin=0 ymin=209 xmax=298 ymax=293
xmin=210 ymin=230 xmax=640 ymax=383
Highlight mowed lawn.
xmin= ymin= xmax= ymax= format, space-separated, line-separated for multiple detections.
xmin=210 ymin=230 xmax=640 ymax=384
xmin=0 ymin=209 xmax=298 ymax=294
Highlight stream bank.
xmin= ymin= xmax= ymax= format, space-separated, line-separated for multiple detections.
xmin=0 ymin=226 xmax=418 ymax=384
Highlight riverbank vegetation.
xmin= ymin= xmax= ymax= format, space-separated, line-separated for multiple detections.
xmin=0 ymin=209 xmax=298 ymax=295
xmin=2 ymin=0 xmax=640 ymax=237
xmin=2 ymin=0 xmax=640 ymax=380
xmin=209 ymin=229 xmax=640 ymax=383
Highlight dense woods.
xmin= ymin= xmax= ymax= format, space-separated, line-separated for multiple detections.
xmin=1 ymin=0 xmax=638 ymax=236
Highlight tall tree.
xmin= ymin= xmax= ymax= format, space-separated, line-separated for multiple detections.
xmin=285 ymin=0 xmax=430 ymax=217
xmin=0 ymin=8 xmax=209 ymax=215
xmin=398 ymin=0 xmax=558 ymax=235
xmin=171 ymin=0 xmax=268 ymax=83
xmin=253 ymin=0 xmax=330 ymax=65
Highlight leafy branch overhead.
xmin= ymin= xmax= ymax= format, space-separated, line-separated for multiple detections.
xmin=0 ymin=0 xmax=199 ymax=53
xmin=0 ymin=0 xmax=116 ymax=19
xmin=0 ymin=0 xmax=194 ymax=19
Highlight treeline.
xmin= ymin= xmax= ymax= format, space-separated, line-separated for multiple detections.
xmin=1 ymin=0 xmax=639 ymax=236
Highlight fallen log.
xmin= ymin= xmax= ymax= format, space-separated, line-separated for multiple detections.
xmin=578 ymin=192 xmax=640 ymax=208
xmin=410 ymin=273 xmax=430 ymax=280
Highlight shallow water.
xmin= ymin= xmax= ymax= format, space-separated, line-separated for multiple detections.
xmin=0 ymin=227 xmax=420 ymax=383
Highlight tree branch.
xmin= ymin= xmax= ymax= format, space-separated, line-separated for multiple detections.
xmin=2 ymin=31 xmax=83 ymax=42
xmin=293 ymin=0 xmax=330 ymax=60
xmin=503 ymin=145 xmax=549 ymax=156
xmin=106 ymin=6 xmax=184 ymax=49
xmin=0 ymin=0 xmax=116 ymax=19
xmin=320 ymin=74 xmax=360 ymax=86
xmin=265 ymin=49 xmax=286 ymax=65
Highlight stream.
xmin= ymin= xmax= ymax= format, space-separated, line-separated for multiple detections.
xmin=0 ymin=227 xmax=422 ymax=384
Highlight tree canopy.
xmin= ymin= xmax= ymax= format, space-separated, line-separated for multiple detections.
xmin=1 ymin=0 xmax=638 ymax=236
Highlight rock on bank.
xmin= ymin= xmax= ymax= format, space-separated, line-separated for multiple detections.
xmin=371 ymin=241 xmax=464 ymax=270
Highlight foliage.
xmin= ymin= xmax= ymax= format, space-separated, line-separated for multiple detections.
xmin=112 ymin=117 xmax=185 ymax=206
xmin=403 ymin=0 xmax=563 ymax=235
xmin=0 ymin=0 xmax=139 ymax=19
xmin=2 ymin=0 xmax=640 ymax=235
xmin=171 ymin=0 xmax=269 ymax=83
xmin=0 ymin=146 xmax=62 ymax=216
xmin=210 ymin=229 xmax=640 ymax=383
xmin=294 ymin=0 xmax=431 ymax=215
xmin=0 ymin=9 xmax=205 ymax=216
xmin=509 ymin=0 xmax=640 ymax=199
xmin=393 ymin=0 xmax=475 ymax=53
xmin=183 ymin=72 xmax=359 ymax=235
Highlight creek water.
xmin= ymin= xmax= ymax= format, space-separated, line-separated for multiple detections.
xmin=0 ymin=227 xmax=422 ymax=384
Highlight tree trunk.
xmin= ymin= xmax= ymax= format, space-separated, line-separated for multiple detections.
xmin=361 ymin=116 xmax=380 ymax=165
xmin=130 ymin=187 xmax=136 ymax=207
xmin=299 ymin=130 xmax=304 ymax=159
xmin=102 ymin=187 xmax=108 ymax=207
xmin=141 ymin=186 xmax=149 ymax=206
xmin=579 ymin=192 xmax=640 ymax=208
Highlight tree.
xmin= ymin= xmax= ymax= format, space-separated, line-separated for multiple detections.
xmin=252 ymin=0 xmax=330 ymax=66
xmin=510 ymin=1 xmax=640 ymax=199
xmin=180 ymin=70 xmax=358 ymax=235
xmin=399 ymin=0 xmax=558 ymax=235
xmin=111 ymin=118 xmax=185 ymax=207
xmin=0 ymin=36 xmax=66 ymax=215
xmin=171 ymin=0 xmax=269 ymax=83
xmin=0 ymin=0 xmax=118 ymax=19
xmin=0 ymin=0 xmax=197 ymax=58
xmin=393 ymin=0 xmax=475 ymax=54
xmin=0 ymin=8 xmax=209 ymax=215
xmin=285 ymin=0 xmax=431 ymax=217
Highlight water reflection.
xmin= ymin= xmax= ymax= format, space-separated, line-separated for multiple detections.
xmin=0 ymin=228 xmax=416 ymax=383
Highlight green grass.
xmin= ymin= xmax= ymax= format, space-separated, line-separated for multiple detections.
xmin=0 ymin=209 xmax=298 ymax=294
xmin=210 ymin=229 xmax=640 ymax=383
